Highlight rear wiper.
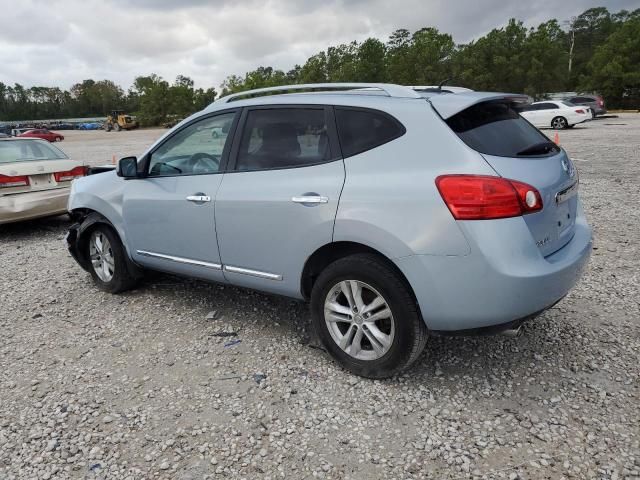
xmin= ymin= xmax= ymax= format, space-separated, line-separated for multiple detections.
xmin=517 ymin=141 xmax=559 ymax=156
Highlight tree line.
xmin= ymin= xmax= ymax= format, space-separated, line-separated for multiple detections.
xmin=1 ymin=6 xmax=638 ymax=125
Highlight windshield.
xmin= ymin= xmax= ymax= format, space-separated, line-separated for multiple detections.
xmin=446 ymin=101 xmax=559 ymax=157
xmin=561 ymin=101 xmax=576 ymax=107
xmin=0 ymin=140 xmax=68 ymax=163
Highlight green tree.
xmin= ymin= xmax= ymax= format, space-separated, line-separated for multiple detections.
xmin=454 ymin=19 xmax=529 ymax=92
xmin=567 ymin=7 xmax=617 ymax=88
xmin=524 ymin=20 xmax=568 ymax=96
xmin=299 ymin=52 xmax=328 ymax=83
xmin=580 ymin=18 xmax=640 ymax=107
xmin=387 ymin=29 xmax=412 ymax=84
xmin=133 ymin=74 xmax=171 ymax=126
xmin=326 ymin=42 xmax=359 ymax=82
xmin=356 ymin=38 xmax=387 ymax=82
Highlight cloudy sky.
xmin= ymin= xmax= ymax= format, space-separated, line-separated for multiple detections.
xmin=0 ymin=0 xmax=636 ymax=91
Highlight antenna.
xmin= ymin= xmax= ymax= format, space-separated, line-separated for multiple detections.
xmin=437 ymin=78 xmax=452 ymax=92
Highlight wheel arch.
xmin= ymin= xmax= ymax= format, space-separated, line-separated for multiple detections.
xmin=300 ymin=241 xmax=419 ymax=307
xmin=69 ymin=209 xmax=142 ymax=278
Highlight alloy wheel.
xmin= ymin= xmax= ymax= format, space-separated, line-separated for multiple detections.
xmin=89 ymin=231 xmax=115 ymax=282
xmin=324 ymin=280 xmax=395 ymax=361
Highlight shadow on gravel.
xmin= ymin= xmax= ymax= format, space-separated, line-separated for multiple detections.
xmin=0 ymin=214 xmax=70 ymax=241
xmin=4 ymin=214 xmax=582 ymax=387
xmin=123 ymin=269 xmax=581 ymax=388
xmin=402 ymin=310 xmax=588 ymax=387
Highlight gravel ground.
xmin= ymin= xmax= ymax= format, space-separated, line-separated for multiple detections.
xmin=1 ymin=115 xmax=639 ymax=479
xmin=55 ymin=129 xmax=165 ymax=168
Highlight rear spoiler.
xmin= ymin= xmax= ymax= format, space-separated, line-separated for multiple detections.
xmin=428 ymin=92 xmax=531 ymax=119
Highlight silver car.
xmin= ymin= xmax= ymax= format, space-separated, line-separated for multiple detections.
xmin=66 ymin=83 xmax=592 ymax=378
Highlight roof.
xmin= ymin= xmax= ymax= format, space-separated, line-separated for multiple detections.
xmin=215 ymin=83 xmax=423 ymax=104
xmin=199 ymin=82 xmax=530 ymax=121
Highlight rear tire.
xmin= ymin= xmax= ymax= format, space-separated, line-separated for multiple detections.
xmin=310 ymin=254 xmax=427 ymax=379
xmin=85 ymin=224 xmax=138 ymax=293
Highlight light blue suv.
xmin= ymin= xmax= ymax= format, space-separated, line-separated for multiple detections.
xmin=66 ymin=83 xmax=592 ymax=378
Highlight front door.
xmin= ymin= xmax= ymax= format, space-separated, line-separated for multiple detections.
xmin=215 ymin=106 xmax=345 ymax=297
xmin=123 ymin=110 xmax=238 ymax=281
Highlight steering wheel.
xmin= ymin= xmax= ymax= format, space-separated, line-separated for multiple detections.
xmin=187 ymin=152 xmax=220 ymax=174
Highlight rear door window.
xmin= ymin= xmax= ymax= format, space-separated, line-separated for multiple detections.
xmin=235 ymin=108 xmax=334 ymax=171
xmin=446 ymin=101 xmax=559 ymax=157
xmin=335 ymin=108 xmax=405 ymax=158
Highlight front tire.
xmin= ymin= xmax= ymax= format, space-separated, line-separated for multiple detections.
xmin=310 ymin=254 xmax=427 ymax=379
xmin=551 ymin=116 xmax=568 ymax=129
xmin=86 ymin=225 xmax=138 ymax=293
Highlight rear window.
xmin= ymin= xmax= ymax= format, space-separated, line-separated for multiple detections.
xmin=335 ymin=108 xmax=405 ymax=158
xmin=0 ymin=140 xmax=67 ymax=163
xmin=446 ymin=101 xmax=558 ymax=157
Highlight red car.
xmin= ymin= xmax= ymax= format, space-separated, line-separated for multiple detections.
xmin=18 ymin=129 xmax=64 ymax=142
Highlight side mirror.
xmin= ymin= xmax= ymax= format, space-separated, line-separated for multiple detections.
xmin=116 ymin=156 xmax=138 ymax=178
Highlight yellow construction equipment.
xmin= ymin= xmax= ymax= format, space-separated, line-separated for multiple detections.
xmin=104 ymin=110 xmax=138 ymax=132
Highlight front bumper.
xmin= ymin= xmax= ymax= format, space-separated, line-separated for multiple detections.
xmin=395 ymin=204 xmax=592 ymax=331
xmin=0 ymin=187 xmax=69 ymax=224
xmin=65 ymin=223 xmax=88 ymax=271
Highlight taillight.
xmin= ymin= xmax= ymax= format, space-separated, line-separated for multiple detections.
xmin=0 ymin=174 xmax=30 ymax=188
xmin=435 ymin=175 xmax=543 ymax=220
xmin=54 ymin=166 xmax=87 ymax=182
xmin=598 ymin=99 xmax=604 ymax=107
xmin=575 ymin=109 xmax=585 ymax=114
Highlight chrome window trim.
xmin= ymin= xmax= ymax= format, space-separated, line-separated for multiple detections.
xmin=223 ymin=265 xmax=283 ymax=281
xmin=136 ymin=250 xmax=222 ymax=270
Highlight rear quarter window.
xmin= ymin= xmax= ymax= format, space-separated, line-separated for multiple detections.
xmin=446 ymin=101 xmax=557 ymax=157
xmin=335 ymin=108 xmax=405 ymax=158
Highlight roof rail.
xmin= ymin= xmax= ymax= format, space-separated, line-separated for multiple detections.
xmin=216 ymin=83 xmax=423 ymax=103
xmin=409 ymin=85 xmax=474 ymax=93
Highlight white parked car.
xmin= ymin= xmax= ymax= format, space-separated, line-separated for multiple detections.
xmin=0 ymin=138 xmax=86 ymax=224
xmin=519 ymin=101 xmax=590 ymax=129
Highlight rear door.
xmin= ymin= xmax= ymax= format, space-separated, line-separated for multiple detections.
xmin=215 ymin=105 xmax=344 ymax=298
xmin=442 ymin=100 xmax=578 ymax=257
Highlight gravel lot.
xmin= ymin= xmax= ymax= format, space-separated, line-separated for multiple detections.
xmin=1 ymin=116 xmax=639 ymax=479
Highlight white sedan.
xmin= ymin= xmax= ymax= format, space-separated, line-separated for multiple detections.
xmin=0 ymin=138 xmax=86 ymax=224
xmin=519 ymin=101 xmax=591 ymax=129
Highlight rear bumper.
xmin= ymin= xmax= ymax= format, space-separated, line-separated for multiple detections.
xmin=568 ymin=114 xmax=590 ymax=125
xmin=0 ymin=187 xmax=69 ymax=224
xmin=395 ymin=203 xmax=592 ymax=331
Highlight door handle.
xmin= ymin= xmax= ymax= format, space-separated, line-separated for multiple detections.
xmin=291 ymin=195 xmax=329 ymax=204
xmin=186 ymin=194 xmax=211 ymax=203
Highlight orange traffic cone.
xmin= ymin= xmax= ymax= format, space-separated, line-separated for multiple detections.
xmin=553 ymin=132 xmax=560 ymax=145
